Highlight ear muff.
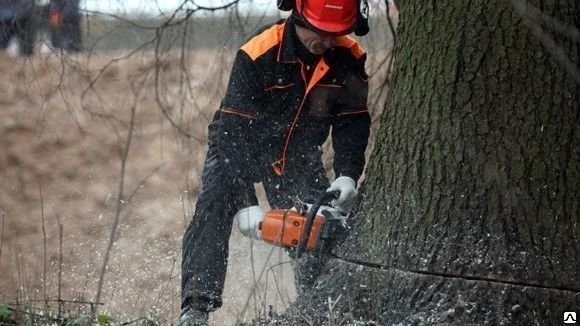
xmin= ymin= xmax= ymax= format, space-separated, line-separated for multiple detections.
xmin=277 ymin=0 xmax=294 ymax=11
xmin=354 ymin=0 xmax=369 ymax=36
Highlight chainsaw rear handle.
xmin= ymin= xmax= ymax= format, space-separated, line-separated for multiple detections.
xmin=296 ymin=190 xmax=340 ymax=258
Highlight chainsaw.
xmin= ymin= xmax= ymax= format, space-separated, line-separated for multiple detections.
xmin=237 ymin=191 xmax=349 ymax=258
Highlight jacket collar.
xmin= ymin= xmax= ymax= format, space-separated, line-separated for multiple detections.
xmin=277 ymin=20 xmax=298 ymax=63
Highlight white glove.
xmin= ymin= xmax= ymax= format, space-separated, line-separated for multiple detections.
xmin=326 ymin=176 xmax=357 ymax=213
xmin=235 ymin=206 xmax=264 ymax=239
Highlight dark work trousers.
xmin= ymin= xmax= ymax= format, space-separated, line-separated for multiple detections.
xmin=51 ymin=18 xmax=81 ymax=52
xmin=181 ymin=138 xmax=329 ymax=313
xmin=0 ymin=17 xmax=34 ymax=55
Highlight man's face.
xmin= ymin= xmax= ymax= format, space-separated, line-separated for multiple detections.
xmin=295 ymin=25 xmax=338 ymax=55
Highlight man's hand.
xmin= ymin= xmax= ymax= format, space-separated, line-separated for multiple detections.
xmin=326 ymin=176 xmax=357 ymax=213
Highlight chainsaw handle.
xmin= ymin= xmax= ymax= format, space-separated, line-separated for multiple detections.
xmin=296 ymin=191 xmax=339 ymax=258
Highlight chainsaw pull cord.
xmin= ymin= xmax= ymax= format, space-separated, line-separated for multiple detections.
xmin=296 ymin=190 xmax=340 ymax=258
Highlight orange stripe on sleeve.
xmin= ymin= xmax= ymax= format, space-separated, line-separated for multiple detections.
xmin=220 ymin=109 xmax=256 ymax=119
xmin=265 ymin=83 xmax=295 ymax=91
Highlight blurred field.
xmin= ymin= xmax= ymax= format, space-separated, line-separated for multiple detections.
xmin=0 ymin=13 xmax=395 ymax=325
xmin=0 ymin=48 xmax=297 ymax=324
xmin=81 ymin=14 xmax=396 ymax=52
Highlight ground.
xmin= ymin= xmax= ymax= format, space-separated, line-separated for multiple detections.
xmin=0 ymin=50 xmax=297 ymax=325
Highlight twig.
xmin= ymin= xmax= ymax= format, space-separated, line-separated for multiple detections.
xmin=153 ymin=254 xmax=179 ymax=315
xmin=268 ymin=261 xmax=294 ymax=309
xmin=124 ymin=165 xmax=163 ymax=205
xmin=80 ymin=39 xmax=157 ymax=114
xmin=511 ymin=0 xmax=580 ymax=85
xmin=9 ymin=298 xmax=103 ymax=305
xmin=191 ymin=0 xmax=241 ymax=12
xmin=237 ymin=238 xmax=295 ymax=324
xmin=39 ymin=182 xmax=48 ymax=309
xmin=327 ymin=294 xmax=342 ymax=326
xmin=120 ymin=316 xmax=154 ymax=325
xmin=93 ymin=71 xmax=153 ymax=315
xmin=298 ymin=311 xmax=315 ymax=326
xmin=55 ymin=212 xmax=64 ymax=318
xmin=181 ymin=193 xmax=188 ymax=229
xmin=152 ymin=29 xmax=203 ymax=142
xmin=93 ymin=102 xmax=137 ymax=316
xmin=0 ymin=211 xmax=5 ymax=262
xmin=511 ymin=0 xmax=580 ymax=42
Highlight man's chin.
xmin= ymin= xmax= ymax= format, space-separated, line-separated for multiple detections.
xmin=310 ymin=48 xmax=327 ymax=55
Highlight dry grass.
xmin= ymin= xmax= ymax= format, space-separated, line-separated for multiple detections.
xmin=0 ymin=49 xmax=255 ymax=324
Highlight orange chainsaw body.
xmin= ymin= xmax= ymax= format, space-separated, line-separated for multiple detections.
xmin=260 ymin=209 xmax=326 ymax=251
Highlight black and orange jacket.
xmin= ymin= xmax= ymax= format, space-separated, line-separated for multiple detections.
xmin=212 ymin=19 xmax=371 ymax=183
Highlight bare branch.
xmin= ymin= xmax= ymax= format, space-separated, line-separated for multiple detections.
xmin=152 ymin=28 xmax=204 ymax=142
xmin=0 ymin=211 xmax=4 ymax=263
xmin=510 ymin=0 xmax=580 ymax=42
xmin=38 ymin=182 xmax=48 ymax=309
xmin=511 ymin=0 xmax=580 ymax=85
xmin=55 ymin=213 xmax=64 ymax=319
xmin=93 ymin=91 xmax=139 ymax=317
xmin=191 ymin=0 xmax=242 ymax=12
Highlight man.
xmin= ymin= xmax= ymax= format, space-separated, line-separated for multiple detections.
xmin=180 ymin=0 xmax=371 ymax=324
xmin=0 ymin=0 xmax=35 ymax=55
xmin=48 ymin=0 xmax=81 ymax=52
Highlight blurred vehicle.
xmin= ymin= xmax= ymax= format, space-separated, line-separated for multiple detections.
xmin=48 ymin=0 xmax=81 ymax=52
xmin=0 ymin=0 xmax=36 ymax=55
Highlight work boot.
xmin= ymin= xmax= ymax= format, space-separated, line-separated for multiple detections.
xmin=178 ymin=308 xmax=209 ymax=326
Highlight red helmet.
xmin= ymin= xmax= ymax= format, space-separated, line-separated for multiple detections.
xmin=295 ymin=0 xmax=358 ymax=35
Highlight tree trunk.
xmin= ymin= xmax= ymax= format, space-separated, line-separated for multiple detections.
xmin=267 ymin=0 xmax=579 ymax=324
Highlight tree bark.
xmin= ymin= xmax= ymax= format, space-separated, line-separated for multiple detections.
xmin=265 ymin=0 xmax=579 ymax=324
